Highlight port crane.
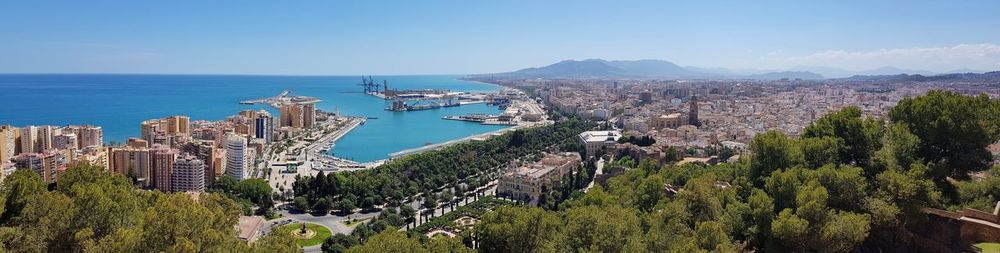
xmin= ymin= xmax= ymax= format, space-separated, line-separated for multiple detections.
xmin=358 ymin=76 xmax=392 ymax=94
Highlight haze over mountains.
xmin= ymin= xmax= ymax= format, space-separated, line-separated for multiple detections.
xmin=477 ymin=59 xmax=989 ymax=80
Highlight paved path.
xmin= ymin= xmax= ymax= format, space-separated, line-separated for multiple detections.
xmin=408 ymin=181 xmax=498 ymax=229
xmin=584 ymin=158 xmax=605 ymax=192
xmin=262 ymin=181 xmax=497 ymax=252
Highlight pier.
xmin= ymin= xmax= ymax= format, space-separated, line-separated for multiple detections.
xmin=239 ymin=90 xmax=320 ymax=108
xmin=442 ymin=113 xmax=495 ymax=123
xmin=386 ymin=98 xmax=460 ymax=111
xmin=301 ymin=117 xmax=366 ymax=168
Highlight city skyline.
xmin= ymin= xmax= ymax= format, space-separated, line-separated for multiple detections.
xmin=1 ymin=1 xmax=999 ymax=75
xmin=4 ymin=2 xmax=1000 ymax=253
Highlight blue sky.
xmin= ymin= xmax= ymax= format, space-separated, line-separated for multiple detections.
xmin=1 ymin=1 xmax=999 ymax=74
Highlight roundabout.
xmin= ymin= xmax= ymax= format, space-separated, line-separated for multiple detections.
xmin=281 ymin=222 xmax=332 ymax=247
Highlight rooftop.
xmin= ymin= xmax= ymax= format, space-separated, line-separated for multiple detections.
xmin=660 ymin=113 xmax=684 ymax=119
xmin=508 ymin=152 xmax=581 ymax=179
xmin=236 ymin=216 xmax=265 ymax=242
xmin=579 ymin=130 xmax=622 ymax=143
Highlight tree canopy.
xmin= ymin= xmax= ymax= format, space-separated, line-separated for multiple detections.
xmin=889 ymin=90 xmax=1000 ymax=180
xmin=335 ymin=90 xmax=998 ymax=253
xmin=0 ymin=163 xmax=299 ymax=252
xmin=292 ymin=119 xmax=594 ymax=212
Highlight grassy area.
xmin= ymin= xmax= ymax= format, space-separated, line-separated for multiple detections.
xmin=975 ymin=243 xmax=1000 ymax=253
xmin=281 ymin=223 xmax=332 ymax=247
xmin=264 ymin=213 xmax=284 ymax=221
xmin=341 ymin=217 xmax=371 ymax=227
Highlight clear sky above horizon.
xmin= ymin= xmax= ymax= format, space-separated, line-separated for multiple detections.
xmin=2 ymin=1 xmax=999 ymax=75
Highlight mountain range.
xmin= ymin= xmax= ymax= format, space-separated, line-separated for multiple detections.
xmin=473 ymin=59 xmax=989 ymax=80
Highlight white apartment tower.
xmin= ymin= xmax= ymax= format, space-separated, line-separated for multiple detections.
xmin=225 ymin=134 xmax=249 ymax=180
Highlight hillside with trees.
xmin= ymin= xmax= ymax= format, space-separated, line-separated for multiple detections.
xmin=0 ymin=163 xmax=300 ymax=252
xmin=291 ymin=118 xmax=594 ymax=213
xmin=339 ymin=90 xmax=1000 ymax=252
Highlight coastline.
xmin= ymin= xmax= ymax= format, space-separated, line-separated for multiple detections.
xmin=387 ymin=120 xmax=552 ymax=158
xmin=0 ymin=74 xmax=504 ymax=143
xmin=459 ymin=78 xmax=507 ymax=91
xmin=380 ymin=79 xmax=543 ymax=161
xmin=323 ymin=76 xmax=508 ymax=163
xmin=303 ymin=117 xmax=366 ymax=167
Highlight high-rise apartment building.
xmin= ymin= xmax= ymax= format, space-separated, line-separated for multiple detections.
xmin=213 ymin=148 xmax=227 ymax=178
xmin=152 ymin=133 xmax=173 ymax=146
xmin=52 ymin=133 xmax=77 ymax=150
xmin=11 ymin=153 xmax=43 ymax=176
xmin=181 ymin=140 xmax=218 ymax=185
xmin=19 ymin=126 xmax=38 ymax=154
xmin=141 ymin=115 xmax=191 ymax=144
xmin=11 ymin=150 xmax=66 ymax=183
xmin=108 ymin=146 xmax=152 ymax=187
xmin=302 ymin=103 xmax=316 ymax=128
xmin=254 ymin=111 xmax=274 ymax=143
xmin=0 ymin=125 xmax=16 ymax=163
xmin=127 ymin=137 xmax=149 ymax=148
xmin=238 ymin=109 xmax=274 ymax=143
xmin=172 ymin=154 xmax=206 ymax=192
xmin=37 ymin=125 xmax=56 ymax=151
xmin=289 ymin=104 xmax=304 ymax=128
xmin=163 ymin=116 xmax=191 ymax=137
xmin=66 ymin=125 xmax=103 ymax=149
xmin=150 ymin=145 xmax=178 ymax=192
xmin=140 ymin=119 xmax=159 ymax=144
xmin=279 ymin=103 xmax=315 ymax=129
xmin=225 ymin=134 xmax=249 ymax=180
xmin=279 ymin=105 xmax=292 ymax=128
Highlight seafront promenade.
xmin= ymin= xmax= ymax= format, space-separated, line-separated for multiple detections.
xmin=388 ymin=120 xmax=552 ymax=157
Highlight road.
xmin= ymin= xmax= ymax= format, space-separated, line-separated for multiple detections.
xmin=584 ymin=158 xmax=605 ymax=192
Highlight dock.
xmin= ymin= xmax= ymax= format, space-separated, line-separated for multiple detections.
xmin=300 ymin=117 xmax=367 ymax=169
xmin=442 ymin=113 xmax=495 ymax=123
xmin=239 ymin=90 xmax=320 ymax=108
xmin=386 ymin=99 xmax=460 ymax=111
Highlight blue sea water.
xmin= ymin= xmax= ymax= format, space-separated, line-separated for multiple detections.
xmin=0 ymin=74 xmax=508 ymax=162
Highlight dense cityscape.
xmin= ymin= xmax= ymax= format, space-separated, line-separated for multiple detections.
xmin=3 ymin=1 xmax=1000 ymax=253
xmin=2 ymin=72 xmax=999 ymax=252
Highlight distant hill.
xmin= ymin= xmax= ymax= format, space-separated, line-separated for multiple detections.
xmin=471 ymin=59 xmax=999 ymax=81
xmin=838 ymin=71 xmax=1000 ymax=83
xmin=481 ymin=59 xmax=717 ymax=79
xmin=604 ymin=59 xmax=707 ymax=77
xmin=506 ymin=59 xmax=626 ymax=78
xmin=791 ymin=66 xmax=939 ymax=78
xmin=746 ymin=71 xmax=824 ymax=80
xmin=475 ymin=59 xmax=824 ymax=80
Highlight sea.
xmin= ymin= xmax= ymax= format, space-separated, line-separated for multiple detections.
xmin=0 ymin=74 xmax=509 ymax=162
